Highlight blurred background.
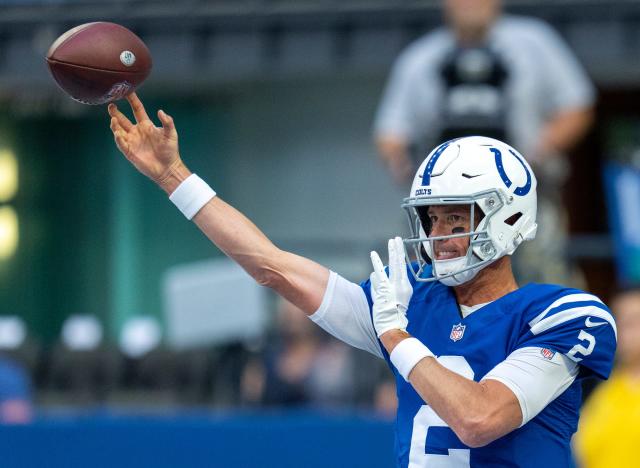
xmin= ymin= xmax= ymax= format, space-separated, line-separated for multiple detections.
xmin=0 ymin=0 xmax=640 ymax=467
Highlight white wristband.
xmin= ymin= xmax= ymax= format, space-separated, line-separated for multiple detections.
xmin=390 ymin=337 xmax=434 ymax=381
xmin=169 ymin=174 xmax=216 ymax=220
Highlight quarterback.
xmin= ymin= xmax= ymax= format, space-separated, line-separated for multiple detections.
xmin=108 ymin=94 xmax=616 ymax=467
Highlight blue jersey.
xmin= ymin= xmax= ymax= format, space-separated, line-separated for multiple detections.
xmin=360 ymin=266 xmax=616 ymax=468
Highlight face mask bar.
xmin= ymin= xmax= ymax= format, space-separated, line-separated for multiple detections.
xmin=400 ymin=189 xmax=505 ymax=283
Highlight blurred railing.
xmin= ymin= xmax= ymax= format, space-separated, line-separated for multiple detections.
xmin=1 ymin=0 xmax=640 ymax=92
xmin=1 ymin=0 xmax=640 ymax=26
xmin=0 ymin=410 xmax=395 ymax=468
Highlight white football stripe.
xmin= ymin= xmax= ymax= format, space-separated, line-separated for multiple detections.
xmin=530 ymin=305 xmax=617 ymax=340
xmin=528 ymin=293 xmax=604 ymax=327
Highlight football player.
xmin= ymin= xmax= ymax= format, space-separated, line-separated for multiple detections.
xmin=108 ymin=93 xmax=616 ymax=467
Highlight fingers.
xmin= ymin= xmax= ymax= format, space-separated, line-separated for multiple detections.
xmin=126 ymin=92 xmax=150 ymax=123
xmin=370 ymin=250 xmax=388 ymax=285
xmin=157 ymin=109 xmax=176 ymax=137
xmin=110 ymin=115 xmax=126 ymax=147
xmin=108 ymin=103 xmax=133 ymax=132
xmin=393 ymin=236 xmax=406 ymax=279
xmin=388 ymin=237 xmax=407 ymax=283
xmin=109 ymin=113 xmax=130 ymax=155
xmin=113 ymin=128 xmax=130 ymax=156
xmin=388 ymin=238 xmax=398 ymax=284
xmin=109 ymin=115 xmax=125 ymax=136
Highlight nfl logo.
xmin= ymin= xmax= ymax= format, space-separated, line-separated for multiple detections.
xmin=450 ymin=323 xmax=466 ymax=342
xmin=540 ymin=348 xmax=555 ymax=360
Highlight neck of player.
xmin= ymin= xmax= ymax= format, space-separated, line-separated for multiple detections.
xmin=453 ymin=256 xmax=518 ymax=307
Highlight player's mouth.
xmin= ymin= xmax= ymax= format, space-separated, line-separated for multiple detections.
xmin=435 ymin=250 xmax=461 ymax=260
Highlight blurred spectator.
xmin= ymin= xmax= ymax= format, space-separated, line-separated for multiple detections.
xmin=241 ymin=298 xmax=371 ymax=408
xmin=0 ymin=356 xmax=33 ymax=424
xmin=574 ymin=288 xmax=640 ymax=468
xmin=374 ymin=0 xmax=595 ymax=285
xmin=0 ymin=316 xmax=39 ymax=389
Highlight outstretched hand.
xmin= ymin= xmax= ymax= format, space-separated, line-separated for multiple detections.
xmin=108 ymin=92 xmax=183 ymax=185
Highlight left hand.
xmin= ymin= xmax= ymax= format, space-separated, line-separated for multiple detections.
xmin=370 ymin=236 xmax=413 ymax=338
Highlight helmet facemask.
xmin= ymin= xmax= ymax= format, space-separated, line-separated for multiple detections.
xmin=402 ymin=189 xmax=506 ymax=286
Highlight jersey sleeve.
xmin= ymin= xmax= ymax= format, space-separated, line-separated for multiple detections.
xmin=516 ymin=292 xmax=617 ymax=380
xmin=482 ymin=347 xmax=579 ymax=426
xmin=309 ymin=271 xmax=383 ymax=358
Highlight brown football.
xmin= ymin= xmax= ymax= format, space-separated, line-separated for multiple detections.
xmin=46 ymin=22 xmax=152 ymax=105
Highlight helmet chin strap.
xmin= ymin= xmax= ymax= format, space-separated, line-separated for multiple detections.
xmin=432 ymin=256 xmax=481 ymax=286
xmin=419 ymin=218 xmax=499 ymax=286
xmin=423 ymin=236 xmax=485 ymax=286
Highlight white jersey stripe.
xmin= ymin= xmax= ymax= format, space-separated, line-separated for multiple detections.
xmin=528 ymin=293 xmax=604 ymax=328
xmin=529 ymin=305 xmax=617 ymax=340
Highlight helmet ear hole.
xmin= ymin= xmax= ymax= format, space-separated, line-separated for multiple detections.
xmin=504 ymin=212 xmax=523 ymax=226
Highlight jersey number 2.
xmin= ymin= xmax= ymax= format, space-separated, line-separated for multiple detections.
xmin=567 ymin=330 xmax=596 ymax=362
xmin=409 ymin=356 xmax=473 ymax=468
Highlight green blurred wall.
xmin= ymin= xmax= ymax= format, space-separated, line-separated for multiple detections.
xmin=0 ymin=96 xmax=229 ymax=342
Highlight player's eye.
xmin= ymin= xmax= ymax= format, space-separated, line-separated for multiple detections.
xmin=448 ymin=214 xmax=468 ymax=234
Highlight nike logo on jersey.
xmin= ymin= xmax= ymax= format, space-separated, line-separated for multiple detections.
xmin=585 ymin=317 xmax=607 ymax=328
xmin=461 ymin=173 xmax=484 ymax=179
